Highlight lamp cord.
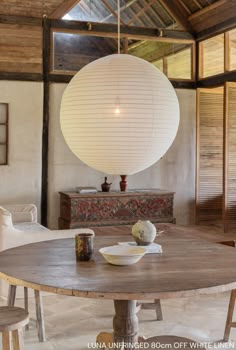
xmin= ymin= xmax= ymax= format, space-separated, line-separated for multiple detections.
xmin=118 ymin=0 xmax=120 ymax=54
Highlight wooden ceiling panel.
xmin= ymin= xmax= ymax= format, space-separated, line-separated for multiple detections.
xmin=189 ymin=0 xmax=236 ymax=33
xmin=0 ymin=0 xmax=67 ymax=18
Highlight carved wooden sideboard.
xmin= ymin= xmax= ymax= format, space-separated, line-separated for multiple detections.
xmin=58 ymin=190 xmax=175 ymax=229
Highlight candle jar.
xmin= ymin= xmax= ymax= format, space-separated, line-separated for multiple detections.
xmin=75 ymin=232 xmax=94 ymax=261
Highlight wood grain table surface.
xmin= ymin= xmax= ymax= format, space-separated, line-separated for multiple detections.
xmin=0 ymin=224 xmax=236 ymax=347
xmin=0 ymin=224 xmax=236 ymax=300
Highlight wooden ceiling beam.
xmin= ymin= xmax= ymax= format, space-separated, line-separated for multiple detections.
xmin=159 ymin=0 xmax=194 ymax=33
xmin=51 ymin=19 xmax=195 ymax=43
xmin=197 ymin=17 xmax=236 ymax=41
xmin=49 ymin=0 xmax=82 ymax=19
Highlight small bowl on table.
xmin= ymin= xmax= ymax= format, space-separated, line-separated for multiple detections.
xmin=99 ymin=245 xmax=147 ymax=266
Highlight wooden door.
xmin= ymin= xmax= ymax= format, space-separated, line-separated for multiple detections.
xmin=224 ymin=82 xmax=236 ymax=231
xmin=196 ymin=87 xmax=224 ymax=225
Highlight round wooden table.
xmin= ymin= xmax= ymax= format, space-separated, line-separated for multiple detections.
xmin=0 ymin=225 xmax=236 ymax=348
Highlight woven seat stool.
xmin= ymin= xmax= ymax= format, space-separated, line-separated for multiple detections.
xmin=0 ymin=306 xmax=29 ymax=350
xmin=8 ymin=285 xmax=46 ymax=342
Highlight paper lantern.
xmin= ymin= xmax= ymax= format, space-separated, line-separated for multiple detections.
xmin=60 ymin=54 xmax=179 ymax=175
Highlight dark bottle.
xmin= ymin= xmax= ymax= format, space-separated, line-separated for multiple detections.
xmin=101 ymin=177 xmax=112 ymax=192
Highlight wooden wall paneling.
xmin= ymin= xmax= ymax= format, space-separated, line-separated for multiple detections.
xmin=225 ymin=82 xmax=236 ymax=231
xmin=196 ymin=87 xmax=224 ymax=225
xmin=0 ymin=23 xmax=43 ymax=73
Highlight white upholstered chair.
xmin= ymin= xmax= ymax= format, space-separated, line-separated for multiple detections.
xmin=0 ymin=204 xmax=94 ymax=342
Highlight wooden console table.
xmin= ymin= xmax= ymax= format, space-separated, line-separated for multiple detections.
xmin=58 ymin=190 xmax=175 ymax=229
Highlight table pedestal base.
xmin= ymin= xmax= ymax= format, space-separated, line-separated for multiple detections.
xmin=96 ymin=300 xmax=140 ymax=350
xmin=96 ymin=334 xmax=206 ymax=350
xmin=96 ymin=300 xmax=206 ymax=350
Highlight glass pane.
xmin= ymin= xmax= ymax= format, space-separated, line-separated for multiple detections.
xmin=153 ymin=59 xmax=163 ymax=72
xmin=52 ymin=32 xmax=117 ymax=72
xmin=166 ymin=48 xmax=191 ymax=79
xmin=0 ymin=145 xmax=6 ymax=164
xmin=130 ymin=41 xmax=192 ymax=80
xmin=201 ymin=34 xmax=224 ymax=78
xmin=229 ymin=28 xmax=236 ymax=71
xmin=0 ymin=103 xmax=7 ymax=123
xmin=0 ymin=125 xmax=6 ymax=143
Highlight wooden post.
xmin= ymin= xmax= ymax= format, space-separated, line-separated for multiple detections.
xmin=24 ymin=287 xmax=29 ymax=331
xmin=113 ymin=300 xmax=139 ymax=348
xmin=7 ymin=285 xmax=16 ymax=307
xmin=41 ymin=17 xmax=51 ymax=227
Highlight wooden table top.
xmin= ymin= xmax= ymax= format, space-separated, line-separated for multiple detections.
xmin=1 ymin=225 xmax=236 ymax=300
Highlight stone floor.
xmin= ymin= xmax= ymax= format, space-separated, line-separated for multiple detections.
xmin=1 ymin=292 xmax=236 ymax=350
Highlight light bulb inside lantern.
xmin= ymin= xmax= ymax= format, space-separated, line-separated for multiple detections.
xmin=114 ymin=97 xmax=121 ymax=115
xmin=115 ymin=106 xmax=120 ymax=115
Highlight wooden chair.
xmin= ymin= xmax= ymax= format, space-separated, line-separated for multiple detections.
xmin=136 ymin=299 xmax=163 ymax=320
xmin=8 ymin=285 xmax=46 ymax=342
xmin=217 ymin=240 xmax=236 ymax=341
xmin=0 ymin=306 xmax=29 ymax=350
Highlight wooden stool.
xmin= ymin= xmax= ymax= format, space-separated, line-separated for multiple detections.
xmin=7 ymin=285 xmax=46 ymax=342
xmin=0 ymin=306 xmax=29 ymax=350
xmin=216 ymin=240 xmax=236 ymax=342
xmin=136 ymin=299 xmax=163 ymax=320
xmin=146 ymin=335 xmax=205 ymax=349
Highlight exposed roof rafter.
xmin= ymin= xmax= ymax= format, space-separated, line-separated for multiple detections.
xmin=127 ymin=0 xmax=156 ymax=26
xmin=100 ymin=0 xmax=126 ymax=25
xmin=101 ymin=0 xmax=138 ymax=23
xmin=50 ymin=0 xmax=82 ymax=19
xmin=159 ymin=0 xmax=194 ymax=33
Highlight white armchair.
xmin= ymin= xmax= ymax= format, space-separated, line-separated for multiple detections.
xmin=0 ymin=204 xmax=93 ymax=295
xmin=0 ymin=204 xmax=94 ymax=342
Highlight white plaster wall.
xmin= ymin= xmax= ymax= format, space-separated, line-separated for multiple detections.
xmin=0 ymin=81 xmax=43 ymax=217
xmin=48 ymin=84 xmax=196 ymax=228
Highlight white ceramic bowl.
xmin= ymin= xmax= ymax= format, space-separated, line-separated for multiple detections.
xmin=99 ymin=245 xmax=147 ymax=266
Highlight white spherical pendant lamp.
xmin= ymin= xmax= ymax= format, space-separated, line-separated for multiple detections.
xmin=60 ymin=54 xmax=179 ymax=176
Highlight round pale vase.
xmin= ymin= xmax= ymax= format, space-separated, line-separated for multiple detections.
xmin=132 ymin=220 xmax=157 ymax=246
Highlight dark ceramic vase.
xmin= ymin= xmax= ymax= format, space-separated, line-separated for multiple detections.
xmin=101 ymin=177 xmax=112 ymax=192
xmin=120 ymin=175 xmax=127 ymax=192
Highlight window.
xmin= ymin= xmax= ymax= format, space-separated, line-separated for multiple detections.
xmin=0 ymin=103 xmax=8 ymax=165
xmin=199 ymin=34 xmax=224 ymax=78
xmin=153 ymin=59 xmax=163 ymax=72
xmin=166 ymin=47 xmax=192 ymax=79
xmin=229 ymin=28 xmax=236 ymax=71
xmin=52 ymin=32 xmax=117 ymax=73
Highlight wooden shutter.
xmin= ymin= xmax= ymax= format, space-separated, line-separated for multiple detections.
xmin=196 ymin=87 xmax=224 ymax=225
xmin=225 ymin=82 xmax=236 ymax=230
